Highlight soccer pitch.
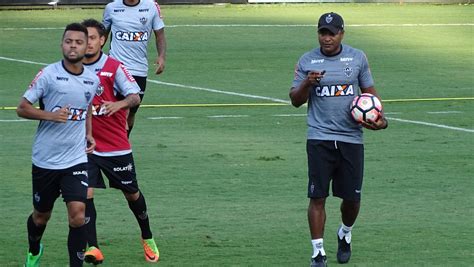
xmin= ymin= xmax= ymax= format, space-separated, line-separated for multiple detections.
xmin=0 ymin=3 xmax=473 ymax=266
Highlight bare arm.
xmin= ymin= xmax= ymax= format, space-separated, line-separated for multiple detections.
xmin=17 ymin=98 xmax=70 ymax=122
xmin=101 ymin=93 xmax=140 ymax=117
xmin=289 ymin=71 xmax=325 ymax=107
xmin=154 ymin=28 xmax=166 ymax=74
xmin=85 ymin=104 xmax=95 ymax=153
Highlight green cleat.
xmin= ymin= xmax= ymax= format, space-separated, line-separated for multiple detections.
xmin=142 ymin=238 xmax=159 ymax=263
xmin=25 ymin=244 xmax=43 ymax=267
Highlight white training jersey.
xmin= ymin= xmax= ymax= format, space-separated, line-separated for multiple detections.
xmin=103 ymin=0 xmax=165 ymax=77
xmin=23 ymin=61 xmax=99 ymax=169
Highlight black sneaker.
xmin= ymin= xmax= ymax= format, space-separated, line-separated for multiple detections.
xmin=310 ymin=253 xmax=327 ymax=267
xmin=337 ymin=233 xmax=351 ymax=264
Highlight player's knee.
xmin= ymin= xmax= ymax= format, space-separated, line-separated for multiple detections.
xmin=68 ymin=212 xmax=85 ymax=227
xmin=32 ymin=210 xmax=51 ymax=225
xmin=342 ymin=199 xmax=361 ymax=209
xmin=124 ymin=190 xmax=140 ymax=202
xmin=309 ymin=198 xmax=326 ymax=209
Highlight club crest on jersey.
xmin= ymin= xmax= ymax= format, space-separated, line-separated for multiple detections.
xmin=115 ymin=31 xmax=149 ymax=42
xmin=96 ymin=84 xmax=104 ymax=96
xmin=315 ymin=84 xmax=354 ymax=97
xmin=140 ymin=17 xmax=147 ymax=25
xmin=344 ymin=67 xmax=353 ymax=77
xmin=85 ymin=91 xmax=92 ymax=102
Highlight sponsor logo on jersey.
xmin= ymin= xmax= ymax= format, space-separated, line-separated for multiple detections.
xmin=56 ymin=76 xmax=69 ymax=81
xmin=340 ymin=57 xmax=353 ymax=62
xmin=113 ymin=163 xmax=133 ymax=172
xmin=344 ymin=67 xmax=353 ymax=77
xmin=52 ymin=106 xmax=88 ymax=121
xmin=114 ymin=9 xmax=125 ymax=12
xmin=99 ymin=71 xmax=113 ymax=77
xmin=139 ymin=8 xmax=149 ymax=12
xmin=115 ymin=31 xmax=149 ymax=42
xmin=315 ymin=84 xmax=354 ymax=97
xmin=29 ymin=70 xmax=43 ymax=89
xmin=92 ymin=104 xmax=107 ymax=116
xmin=311 ymin=59 xmax=324 ymax=64
xmin=83 ymin=80 xmax=94 ymax=85
xmin=140 ymin=17 xmax=147 ymax=25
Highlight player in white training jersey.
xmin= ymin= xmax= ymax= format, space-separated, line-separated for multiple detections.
xmin=103 ymin=0 xmax=167 ymax=136
xmin=18 ymin=23 xmax=99 ymax=267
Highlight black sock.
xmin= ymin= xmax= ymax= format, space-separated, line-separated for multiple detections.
xmin=68 ymin=224 xmax=87 ymax=267
xmin=27 ymin=214 xmax=46 ymax=255
xmin=127 ymin=192 xmax=152 ymax=239
xmin=85 ymin=198 xmax=98 ymax=248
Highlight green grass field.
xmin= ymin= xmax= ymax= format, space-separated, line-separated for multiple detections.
xmin=0 ymin=3 xmax=473 ymax=266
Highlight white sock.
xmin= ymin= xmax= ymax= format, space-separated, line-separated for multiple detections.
xmin=338 ymin=223 xmax=353 ymax=243
xmin=311 ymin=238 xmax=326 ymax=258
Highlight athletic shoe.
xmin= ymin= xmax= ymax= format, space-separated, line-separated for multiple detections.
xmin=310 ymin=253 xmax=327 ymax=267
xmin=25 ymin=244 xmax=43 ymax=267
xmin=337 ymin=231 xmax=352 ymax=264
xmin=84 ymin=246 xmax=104 ymax=265
xmin=142 ymin=238 xmax=159 ymax=262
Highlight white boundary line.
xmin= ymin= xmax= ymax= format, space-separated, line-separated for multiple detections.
xmin=147 ymin=79 xmax=290 ymax=104
xmin=208 ymin=115 xmax=249 ymax=118
xmin=0 ymin=119 xmax=30 ymax=122
xmin=0 ymin=56 xmax=472 ymax=133
xmin=426 ymin=111 xmax=462 ymax=114
xmin=387 ymin=117 xmax=474 ymax=133
xmin=147 ymin=116 xmax=184 ymax=120
xmin=1 ymin=23 xmax=473 ymax=30
xmin=0 ymin=56 xmax=47 ymax=66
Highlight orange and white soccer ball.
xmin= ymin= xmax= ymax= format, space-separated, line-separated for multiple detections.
xmin=350 ymin=93 xmax=383 ymax=123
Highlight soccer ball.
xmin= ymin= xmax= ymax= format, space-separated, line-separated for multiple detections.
xmin=350 ymin=93 xmax=383 ymax=123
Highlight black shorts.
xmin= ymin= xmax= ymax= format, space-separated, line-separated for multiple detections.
xmin=87 ymin=153 xmax=139 ymax=194
xmin=130 ymin=76 xmax=147 ymax=114
xmin=32 ymin=163 xmax=88 ymax=212
xmin=307 ymin=140 xmax=364 ymax=201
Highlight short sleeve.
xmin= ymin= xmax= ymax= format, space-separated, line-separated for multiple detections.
xmin=358 ymin=52 xmax=374 ymax=88
xmin=23 ymin=69 xmax=47 ymax=104
xmin=102 ymin=5 xmax=112 ymax=31
xmin=291 ymin=59 xmax=307 ymax=89
xmin=113 ymin=64 xmax=141 ymax=96
xmin=152 ymin=2 xmax=165 ymax=30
